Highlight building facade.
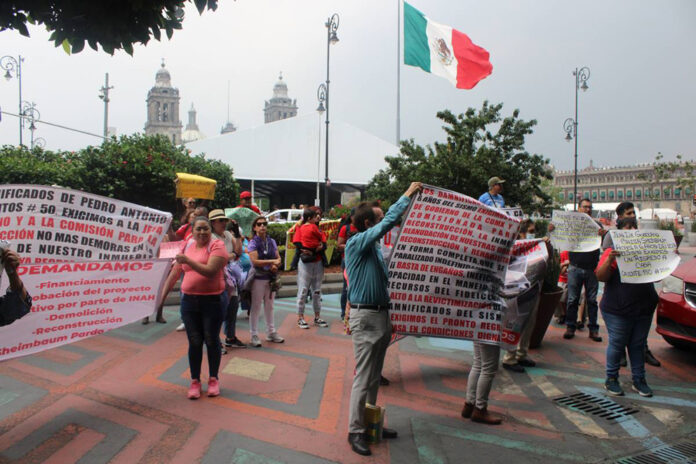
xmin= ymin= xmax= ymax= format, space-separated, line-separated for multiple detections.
xmin=263 ymin=72 xmax=298 ymax=124
xmin=554 ymin=160 xmax=695 ymax=216
xmin=144 ymin=61 xmax=183 ymax=144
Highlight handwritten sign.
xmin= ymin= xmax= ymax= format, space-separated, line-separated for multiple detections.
xmin=610 ymin=230 xmax=679 ymax=283
xmin=0 ymin=259 xmax=171 ymax=361
xmin=0 ymin=185 xmax=171 ymax=263
xmin=550 ymin=210 xmax=601 ymax=252
xmin=388 ymin=185 xmax=520 ymax=345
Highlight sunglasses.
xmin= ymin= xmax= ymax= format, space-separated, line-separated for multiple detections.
xmin=256 ymin=222 xmax=268 ymax=227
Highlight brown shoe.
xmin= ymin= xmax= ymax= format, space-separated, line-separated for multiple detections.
xmin=563 ymin=327 xmax=575 ymax=339
xmin=461 ymin=402 xmax=474 ymax=418
xmin=589 ymin=331 xmax=602 ymax=342
xmin=471 ymin=406 xmax=502 ymax=425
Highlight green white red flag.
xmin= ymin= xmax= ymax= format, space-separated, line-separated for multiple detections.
xmin=404 ymin=2 xmax=492 ymax=89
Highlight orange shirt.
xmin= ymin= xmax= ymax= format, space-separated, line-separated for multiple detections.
xmin=181 ymin=239 xmax=227 ymax=295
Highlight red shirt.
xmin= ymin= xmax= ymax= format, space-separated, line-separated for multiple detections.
xmin=300 ymin=223 xmax=326 ymax=250
xmin=558 ymin=250 xmax=569 ymax=283
xmin=596 ymin=247 xmax=618 ymax=272
xmin=338 ymin=224 xmax=358 ymax=239
xmin=175 ymin=223 xmax=192 ymax=241
xmin=238 ymin=204 xmax=262 ymax=214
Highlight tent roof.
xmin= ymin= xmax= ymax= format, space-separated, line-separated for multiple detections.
xmin=185 ymin=114 xmax=397 ymax=185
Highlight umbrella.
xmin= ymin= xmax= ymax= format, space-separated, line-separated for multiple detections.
xmin=227 ymin=207 xmax=260 ymax=238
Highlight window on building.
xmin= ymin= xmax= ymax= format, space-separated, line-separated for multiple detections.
xmin=609 ymin=191 xmax=615 ymax=199
xmin=163 ymin=103 xmax=169 ymax=122
xmin=592 ymin=192 xmax=597 ymax=199
xmin=155 ymin=102 xmax=161 ymax=122
xmin=600 ymin=191 xmax=606 ymax=199
xmin=618 ymin=190 xmax=623 ymax=199
xmin=568 ymin=193 xmax=574 ymax=200
xmin=636 ymin=190 xmax=641 ymax=198
xmin=584 ymin=192 xmax=590 ymax=199
xmin=626 ymin=190 xmax=632 ymax=198
xmin=559 ymin=192 xmax=565 ymax=200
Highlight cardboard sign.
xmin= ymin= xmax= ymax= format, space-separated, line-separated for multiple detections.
xmin=550 ymin=210 xmax=601 ymax=252
xmin=610 ymin=230 xmax=680 ymax=283
xmin=0 ymin=185 xmax=171 ymax=263
xmin=175 ymin=173 xmax=216 ymax=200
xmin=0 ymin=260 xmax=171 ymax=361
xmin=388 ymin=185 xmax=520 ymax=345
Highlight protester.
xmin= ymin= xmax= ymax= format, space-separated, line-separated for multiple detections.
xmin=158 ymin=216 xmax=228 ymax=399
xmin=247 ymin=216 xmax=284 ymax=347
xmin=602 ymin=201 xmax=660 ymax=367
xmin=596 ymin=217 xmax=657 ymax=397
xmin=169 ymin=206 xmax=209 ymax=243
xmin=0 ymin=248 xmax=32 ymax=327
xmin=345 ymin=181 xmax=422 ymax=456
xmin=295 ymin=208 xmax=329 ymax=329
xmin=561 ymin=198 xmax=605 ymax=341
xmin=209 ymin=210 xmax=246 ymax=349
xmin=238 ymin=191 xmax=262 ymax=214
xmin=478 ymin=177 xmax=505 ymax=208
xmin=502 ymin=219 xmax=549 ymax=373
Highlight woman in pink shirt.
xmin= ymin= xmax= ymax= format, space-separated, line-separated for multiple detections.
xmin=159 ymin=216 xmax=228 ymax=399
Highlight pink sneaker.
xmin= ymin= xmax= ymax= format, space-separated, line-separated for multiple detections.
xmin=207 ymin=377 xmax=220 ymax=397
xmin=187 ymin=380 xmax=201 ymax=399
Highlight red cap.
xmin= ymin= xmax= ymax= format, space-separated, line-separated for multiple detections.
xmin=240 ymin=191 xmax=252 ymax=199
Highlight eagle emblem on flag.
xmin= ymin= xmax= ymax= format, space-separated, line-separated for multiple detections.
xmin=431 ymin=38 xmax=453 ymax=66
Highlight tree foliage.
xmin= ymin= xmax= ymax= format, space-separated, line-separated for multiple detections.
xmin=637 ymin=153 xmax=696 ymax=215
xmin=0 ymin=0 xmax=218 ymax=55
xmin=367 ymin=102 xmax=553 ymax=214
xmin=0 ymin=133 xmax=238 ymax=214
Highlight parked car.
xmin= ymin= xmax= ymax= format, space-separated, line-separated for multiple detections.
xmin=265 ymin=209 xmax=303 ymax=224
xmin=657 ymin=258 xmax=696 ymax=350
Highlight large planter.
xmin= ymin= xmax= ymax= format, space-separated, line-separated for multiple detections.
xmin=530 ymin=288 xmax=564 ymax=349
xmin=640 ymin=219 xmax=659 ymax=230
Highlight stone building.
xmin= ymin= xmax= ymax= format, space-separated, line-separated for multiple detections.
xmin=554 ymin=160 xmax=696 ymax=216
xmin=144 ymin=61 xmax=182 ymax=144
xmin=263 ymin=72 xmax=298 ymax=124
xmin=181 ymin=104 xmax=205 ymax=143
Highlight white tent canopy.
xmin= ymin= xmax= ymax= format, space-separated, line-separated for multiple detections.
xmin=185 ymin=114 xmax=397 ymax=185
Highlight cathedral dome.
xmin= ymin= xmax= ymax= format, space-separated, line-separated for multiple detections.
xmin=155 ymin=60 xmax=172 ymax=87
xmin=182 ymin=103 xmax=205 ymax=143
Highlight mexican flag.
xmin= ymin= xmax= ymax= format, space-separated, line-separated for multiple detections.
xmin=404 ymin=2 xmax=492 ymax=89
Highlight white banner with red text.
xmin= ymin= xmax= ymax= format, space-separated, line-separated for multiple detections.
xmin=387 ymin=185 xmax=521 ymax=346
xmin=0 ymin=185 xmax=171 ymax=263
xmin=0 ymin=259 xmax=171 ymax=361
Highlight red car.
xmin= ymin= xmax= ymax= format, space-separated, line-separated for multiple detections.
xmin=657 ymin=257 xmax=696 ymax=350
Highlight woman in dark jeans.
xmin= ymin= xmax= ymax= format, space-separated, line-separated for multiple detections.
xmin=595 ymin=216 xmax=658 ymax=397
xmin=159 ymin=216 xmax=228 ymax=399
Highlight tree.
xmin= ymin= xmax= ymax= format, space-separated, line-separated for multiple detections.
xmin=637 ymin=153 xmax=696 ymax=217
xmin=0 ymin=0 xmax=218 ymax=55
xmin=367 ymin=101 xmax=553 ymax=214
xmin=0 ymin=133 xmax=239 ymax=215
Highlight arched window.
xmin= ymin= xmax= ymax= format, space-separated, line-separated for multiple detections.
xmin=163 ymin=103 xmax=169 ymax=122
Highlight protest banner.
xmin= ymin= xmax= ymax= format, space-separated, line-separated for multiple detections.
xmin=0 ymin=185 xmax=171 ymax=263
xmin=550 ymin=210 xmax=601 ymax=252
xmin=175 ymin=173 xmax=216 ymax=200
xmin=388 ymin=185 xmax=520 ymax=345
xmin=610 ymin=230 xmax=679 ymax=283
xmin=0 ymin=259 xmax=171 ymax=361
xmin=381 ymin=226 xmax=400 ymax=264
xmin=284 ymin=219 xmax=340 ymax=270
xmin=159 ymin=241 xmax=184 ymax=259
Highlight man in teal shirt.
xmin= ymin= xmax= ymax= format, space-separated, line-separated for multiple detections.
xmin=345 ymin=182 xmax=421 ymax=456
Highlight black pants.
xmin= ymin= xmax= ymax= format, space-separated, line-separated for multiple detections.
xmin=224 ymin=294 xmax=240 ymax=339
xmin=180 ymin=293 xmax=224 ymax=380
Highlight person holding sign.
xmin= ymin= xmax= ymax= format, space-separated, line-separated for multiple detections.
xmin=0 ymin=247 xmax=32 ymax=327
xmin=158 ymin=216 xmax=228 ymax=399
xmin=595 ymin=217 xmax=658 ymax=398
xmin=478 ymin=176 xmax=505 ymax=208
xmin=345 ymin=181 xmax=422 ymax=456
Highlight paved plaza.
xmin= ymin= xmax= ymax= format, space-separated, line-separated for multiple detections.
xmin=0 ymin=293 xmax=694 ymax=464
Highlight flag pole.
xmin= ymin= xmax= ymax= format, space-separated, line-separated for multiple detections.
xmin=396 ymin=0 xmax=401 ymax=146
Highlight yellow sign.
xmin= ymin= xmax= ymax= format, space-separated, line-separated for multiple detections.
xmin=175 ymin=173 xmax=216 ymax=200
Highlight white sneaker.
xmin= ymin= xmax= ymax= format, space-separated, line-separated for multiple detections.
xmin=176 ymin=323 xmax=185 ymax=331
xmin=250 ymin=335 xmax=262 ymax=347
xmin=266 ymin=332 xmax=285 ymax=343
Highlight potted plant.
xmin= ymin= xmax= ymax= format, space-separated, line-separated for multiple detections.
xmin=658 ymin=220 xmax=683 ymax=248
xmin=529 ymin=221 xmax=564 ymax=348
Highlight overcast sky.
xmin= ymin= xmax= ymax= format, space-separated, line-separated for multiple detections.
xmin=1 ymin=0 xmax=695 ymax=172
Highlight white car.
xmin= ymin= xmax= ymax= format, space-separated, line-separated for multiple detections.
xmin=265 ymin=209 xmax=304 ymax=224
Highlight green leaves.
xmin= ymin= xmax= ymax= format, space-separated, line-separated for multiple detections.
xmin=367 ymin=102 xmax=553 ymax=214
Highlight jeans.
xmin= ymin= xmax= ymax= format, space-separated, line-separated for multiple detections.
xmin=565 ymin=266 xmax=599 ymax=332
xmin=466 ymin=342 xmax=501 ymax=409
xmin=297 ymin=260 xmax=323 ymax=317
xmin=602 ymin=310 xmax=653 ymax=382
xmin=348 ymin=307 xmax=392 ymax=433
xmin=224 ymin=294 xmax=240 ymax=340
xmin=180 ymin=293 xmax=225 ymax=380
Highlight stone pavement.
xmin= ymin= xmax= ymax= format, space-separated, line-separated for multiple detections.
xmin=0 ymin=294 xmax=695 ymax=464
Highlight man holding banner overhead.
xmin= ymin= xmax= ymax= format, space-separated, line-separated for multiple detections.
xmin=345 ymin=182 xmax=422 ymax=456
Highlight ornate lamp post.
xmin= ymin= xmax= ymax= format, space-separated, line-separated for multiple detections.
xmin=21 ymin=101 xmax=40 ymax=149
xmin=563 ymin=66 xmax=590 ymax=211
xmin=316 ymin=83 xmax=327 ymax=207
xmin=322 ymin=13 xmax=339 ymax=211
xmin=0 ymin=55 xmax=24 ymax=145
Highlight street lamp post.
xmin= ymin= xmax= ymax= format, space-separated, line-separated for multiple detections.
xmin=563 ymin=66 xmax=590 ymax=211
xmin=322 ymin=13 xmax=339 ymax=212
xmin=99 ymin=72 xmax=114 ymax=138
xmin=316 ymin=83 xmax=327 ymax=207
xmin=21 ymin=101 xmax=40 ymax=149
xmin=1 ymin=55 xmax=24 ymax=146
